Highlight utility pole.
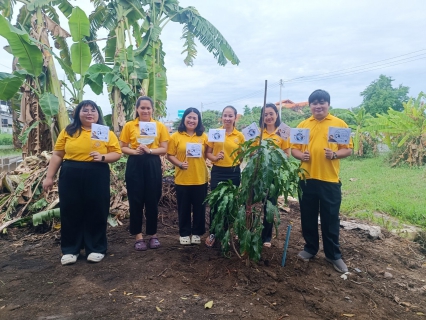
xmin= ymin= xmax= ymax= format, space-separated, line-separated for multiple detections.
xmin=279 ymin=79 xmax=283 ymax=120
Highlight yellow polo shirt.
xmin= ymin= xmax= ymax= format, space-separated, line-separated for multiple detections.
xmin=54 ymin=128 xmax=122 ymax=161
xmin=207 ymin=127 xmax=245 ymax=167
xmin=261 ymin=128 xmax=291 ymax=152
xmin=119 ymin=118 xmax=170 ymax=149
xmin=167 ymin=131 xmax=209 ymax=185
xmin=291 ymin=114 xmax=353 ymax=183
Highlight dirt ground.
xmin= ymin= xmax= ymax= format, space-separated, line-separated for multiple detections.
xmin=0 ymin=201 xmax=425 ymax=320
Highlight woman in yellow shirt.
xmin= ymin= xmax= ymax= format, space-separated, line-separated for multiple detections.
xmin=259 ymin=103 xmax=290 ymax=247
xmin=167 ymin=108 xmax=208 ymax=245
xmin=119 ymin=96 xmax=169 ymax=251
xmin=42 ymin=100 xmax=122 ymax=265
xmin=205 ymin=106 xmax=245 ymax=247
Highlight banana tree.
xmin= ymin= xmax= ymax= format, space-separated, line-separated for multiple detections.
xmin=366 ymin=92 xmax=426 ymax=166
xmin=89 ymin=0 xmax=239 ymax=133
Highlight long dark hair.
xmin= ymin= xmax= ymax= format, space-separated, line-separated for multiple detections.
xmin=259 ymin=103 xmax=280 ymax=129
xmin=66 ymin=100 xmax=105 ymax=137
xmin=222 ymin=105 xmax=238 ymax=127
xmin=177 ymin=108 xmax=205 ymax=136
xmin=134 ymin=96 xmax=154 ymax=119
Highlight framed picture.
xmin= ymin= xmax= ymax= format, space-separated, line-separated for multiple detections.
xmin=208 ymin=129 xmax=226 ymax=142
xmin=242 ymin=122 xmax=260 ymax=141
xmin=290 ymin=128 xmax=310 ymax=145
xmin=91 ymin=124 xmax=110 ymax=142
xmin=328 ymin=127 xmax=351 ymax=144
xmin=186 ymin=143 xmax=202 ymax=158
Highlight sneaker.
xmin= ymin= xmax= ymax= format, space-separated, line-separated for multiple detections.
xmin=61 ymin=254 xmax=79 ymax=265
xmin=87 ymin=253 xmax=105 ymax=263
xmin=297 ymin=250 xmax=315 ymax=262
xmin=191 ymin=235 xmax=201 ymax=244
xmin=325 ymin=257 xmax=348 ymax=273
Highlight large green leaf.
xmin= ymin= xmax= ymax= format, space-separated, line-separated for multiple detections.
xmin=39 ymin=92 xmax=59 ymax=117
xmin=27 ymin=0 xmax=51 ymax=11
xmin=71 ymin=42 xmax=91 ymax=75
xmin=68 ymin=6 xmax=90 ymax=41
xmin=0 ymin=15 xmax=43 ymax=76
xmin=0 ymin=72 xmax=24 ymax=100
xmin=148 ymin=68 xmax=167 ymax=101
xmin=86 ymin=64 xmax=112 ymax=80
xmin=33 ymin=208 xmax=60 ymax=226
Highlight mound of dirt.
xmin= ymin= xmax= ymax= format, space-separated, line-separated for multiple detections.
xmin=0 ymin=202 xmax=425 ymax=319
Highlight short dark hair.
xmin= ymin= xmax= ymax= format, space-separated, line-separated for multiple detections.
xmin=308 ymin=89 xmax=330 ymax=104
xmin=135 ymin=96 xmax=154 ymax=118
xmin=66 ymin=100 xmax=105 ymax=137
xmin=177 ymin=108 xmax=205 ymax=136
xmin=259 ymin=103 xmax=281 ymax=129
xmin=222 ymin=105 xmax=238 ymax=127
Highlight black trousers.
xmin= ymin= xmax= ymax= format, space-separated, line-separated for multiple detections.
xmin=209 ymin=165 xmax=241 ymax=228
xmin=59 ymin=161 xmax=110 ymax=255
xmin=262 ymin=196 xmax=277 ymax=243
xmin=125 ymin=154 xmax=162 ymax=236
xmin=175 ymin=183 xmax=207 ymax=237
xmin=299 ymin=179 xmax=342 ymax=260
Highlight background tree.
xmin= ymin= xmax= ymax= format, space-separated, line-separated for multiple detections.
xmin=360 ymin=74 xmax=409 ymax=115
xmin=366 ymin=92 xmax=426 ymax=166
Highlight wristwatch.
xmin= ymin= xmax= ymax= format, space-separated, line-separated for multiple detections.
xmin=101 ymin=155 xmax=105 ymax=162
xmin=149 ymin=149 xmax=153 ymax=154
xmin=179 ymin=163 xmax=183 ymax=169
xmin=332 ymin=152 xmax=338 ymax=160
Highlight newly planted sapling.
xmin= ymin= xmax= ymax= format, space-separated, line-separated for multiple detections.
xmin=206 ymin=138 xmax=305 ymax=262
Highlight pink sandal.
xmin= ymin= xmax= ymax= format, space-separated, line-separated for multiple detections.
xmin=134 ymin=239 xmax=147 ymax=251
xmin=149 ymin=237 xmax=161 ymax=249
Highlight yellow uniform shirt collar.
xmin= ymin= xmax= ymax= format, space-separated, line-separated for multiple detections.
xmin=220 ymin=126 xmax=238 ymax=136
xmin=308 ymin=114 xmax=332 ymax=122
xmin=134 ymin=117 xmax=155 ymax=126
xmin=81 ymin=126 xmax=91 ymax=132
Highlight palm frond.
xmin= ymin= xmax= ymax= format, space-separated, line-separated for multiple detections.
xmin=180 ymin=25 xmax=197 ymax=66
xmin=16 ymin=4 xmax=31 ymax=31
xmin=53 ymin=0 xmax=74 ymax=18
xmin=104 ymin=29 xmax=117 ymax=65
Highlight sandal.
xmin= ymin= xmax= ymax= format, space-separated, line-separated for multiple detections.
xmin=191 ymin=235 xmax=201 ymax=245
xmin=180 ymin=236 xmax=191 ymax=245
xmin=149 ymin=237 xmax=161 ymax=249
xmin=205 ymin=234 xmax=215 ymax=248
xmin=134 ymin=239 xmax=147 ymax=251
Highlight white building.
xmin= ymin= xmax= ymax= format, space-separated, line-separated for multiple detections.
xmin=0 ymin=101 xmax=13 ymax=134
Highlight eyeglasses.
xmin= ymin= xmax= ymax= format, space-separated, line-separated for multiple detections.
xmin=81 ymin=108 xmax=98 ymax=114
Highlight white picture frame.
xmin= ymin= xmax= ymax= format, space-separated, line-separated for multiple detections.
xmin=139 ymin=122 xmax=157 ymax=137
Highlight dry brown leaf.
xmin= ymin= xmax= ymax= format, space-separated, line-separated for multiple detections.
xmin=156 ymin=306 xmax=162 ymax=312
xmin=342 ymin=314 xmax=355 ymax=318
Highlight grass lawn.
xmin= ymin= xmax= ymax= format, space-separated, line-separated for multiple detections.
xmin=339 ymin=156 xmax=426 ymax=228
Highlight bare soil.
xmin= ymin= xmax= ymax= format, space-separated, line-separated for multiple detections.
xmin=0 ymin=202 xmax=425 ymax=320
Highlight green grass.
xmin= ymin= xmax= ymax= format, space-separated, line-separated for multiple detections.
xmin=0 ymin=149 xmax=21 ymax=157
xmin=339 ymin=156 xmax=426 ymax=228
xmin=0 ymin=133 xmax=13 ymax=145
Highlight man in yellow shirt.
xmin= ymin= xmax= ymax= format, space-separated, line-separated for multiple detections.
xmin=291 ymin=89 xmax=353 ymax=273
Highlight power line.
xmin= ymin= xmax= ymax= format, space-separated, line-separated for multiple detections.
xmin=0 ymin=63 xmax=12 ymax=70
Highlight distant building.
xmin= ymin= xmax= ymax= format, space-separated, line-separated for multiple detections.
xmin=0 ymin=100 xmax=13 ymax=134
xmin=275 ymin=99 xmax=309 ymax=112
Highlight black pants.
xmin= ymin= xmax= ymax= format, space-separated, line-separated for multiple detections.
xmin=209 ymin=165 xmax=241 ymax=228
xmin=59 ymin=161 xmax=110 ymax=255
xmin=262 ymin=196 xmax=277 ymax=243
xmin=175 ymin=183 xmax=207 ymax=237
xmin=299 ymin=179 xmax=342 ymax=260
xmin=126 ymin=154 xmax=162 ymax=236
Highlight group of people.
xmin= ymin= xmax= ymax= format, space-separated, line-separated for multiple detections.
xmin=42 ymin=89 xmax=353 ymax=274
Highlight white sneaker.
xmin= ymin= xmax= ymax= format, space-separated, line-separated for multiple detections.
xmin=87 ymin=253 xmax=105 ymax=263
xmin=180 ymin=236 xmax=191 ymax=245
xmin=191 ymin=235 xmax=201 ymax=244
xmin=61 ymin=254 xmax=79 ymax=265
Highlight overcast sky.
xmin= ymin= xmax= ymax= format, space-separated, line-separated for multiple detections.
xmin=1 ymin=0 xmax=425 ymax=120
